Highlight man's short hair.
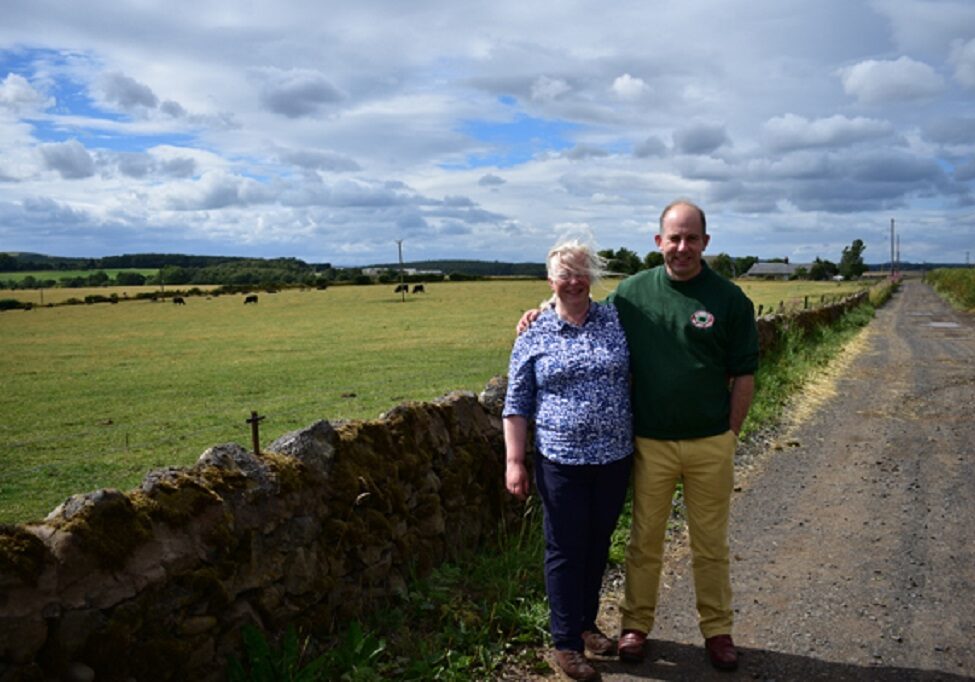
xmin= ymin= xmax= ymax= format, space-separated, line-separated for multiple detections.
xmin=659 ymin=199 xmax=707 ymax=236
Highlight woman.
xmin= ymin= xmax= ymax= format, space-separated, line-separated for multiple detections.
xmin=503 ymin=239 xmax=633 ymax=682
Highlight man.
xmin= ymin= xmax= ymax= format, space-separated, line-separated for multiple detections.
xmin=610 ymin=200 xmax=758 ymax=671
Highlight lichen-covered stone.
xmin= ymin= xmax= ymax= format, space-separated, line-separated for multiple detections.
xmin=44 ymin=489 xmax=152 ymax=571
xmin=266 ymin=419 xmax=337 ymax=477
xmin=478 ymin=374 xmax=507 ymax=415
xmin=0 ymin=525 xmax=50 ymax=588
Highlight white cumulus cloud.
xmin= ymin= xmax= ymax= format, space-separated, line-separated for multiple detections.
xmin=839 ymin=56 xmax=945 ymax=104
xmin=0 ymin=73 xmax=52 ymax=114
xmin=764 ymin=114 xmax=894 ymax=152
xmin=611 ymin=73 xmax=647 ymax=100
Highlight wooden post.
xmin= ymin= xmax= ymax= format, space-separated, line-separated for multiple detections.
xmin=247 ymin=411 xmax=265 ymax=456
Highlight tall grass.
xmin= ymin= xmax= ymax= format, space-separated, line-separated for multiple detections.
xmin=924 ymin=267 xmax=975 ymax=310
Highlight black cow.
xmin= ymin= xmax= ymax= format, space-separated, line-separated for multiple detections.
xmin=394 ymin=284 xmax=408 ymax=293
xmin=172 ymin=296 xmax=186 ymax=305
xmin=412 ymin=284 xmax=425 ymax=293
xmin=244 ymin=294 xmax=259 ymax=304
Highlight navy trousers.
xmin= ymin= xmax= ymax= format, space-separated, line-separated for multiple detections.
xmin=534 ymin=453 xmax=632 ymax=651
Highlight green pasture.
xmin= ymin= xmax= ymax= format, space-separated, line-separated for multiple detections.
xmin=0 ymin=277 xmax=866 ymax=524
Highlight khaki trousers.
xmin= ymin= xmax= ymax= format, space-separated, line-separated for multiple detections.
xmin=620 ymin=431 xmax=737 ymax=638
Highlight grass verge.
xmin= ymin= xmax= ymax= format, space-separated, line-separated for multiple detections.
xmin=924 ymin=268 xmax=975 ymax=311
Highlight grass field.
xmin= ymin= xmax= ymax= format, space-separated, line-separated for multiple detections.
xmin=0 ymin=277 xmax=867 ymax=524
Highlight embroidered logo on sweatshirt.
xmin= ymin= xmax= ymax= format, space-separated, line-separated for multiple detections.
xmin=690 ymin=310 xmax=715 ymax=329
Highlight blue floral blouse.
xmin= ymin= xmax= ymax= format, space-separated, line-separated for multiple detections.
xmin=503 ymin=302 xmax=633 ymax=465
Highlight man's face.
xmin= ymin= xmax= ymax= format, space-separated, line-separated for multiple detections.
xmin=655 ymin=203 xmax=710 ymax=281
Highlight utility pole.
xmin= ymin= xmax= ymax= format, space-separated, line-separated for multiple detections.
xmin=896 ymin=234 xmax=900 ymax=276
xmin=396 ymin=239 xmax=405 ymax=302
xmin=890 ymin=218 xmax=895 ymax=278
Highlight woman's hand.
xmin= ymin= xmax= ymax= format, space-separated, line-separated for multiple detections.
xmin=506 ymin=461 xmax=530 ymax=500
xmin=503 ymin=415 xmax=530 ymax=500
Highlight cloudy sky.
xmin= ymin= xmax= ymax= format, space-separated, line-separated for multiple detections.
xmin=1 ymin=0 xmax=973 ymax=266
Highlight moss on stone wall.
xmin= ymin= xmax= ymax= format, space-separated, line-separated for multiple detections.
xmin=48 ymin=490 xmax=152 ymax=571
xmin=0 ymin=524 xmax=49 ymax=586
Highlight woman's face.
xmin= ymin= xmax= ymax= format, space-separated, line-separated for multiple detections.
xmin=548 ymin=253 xmax=591 ymax=305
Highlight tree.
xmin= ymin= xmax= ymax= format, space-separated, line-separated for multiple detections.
xmin=0 ymin=253 xmax=19 ymax=272
xmin=710 ymin=253 xmax=735 ymax=279
xmin=116 ymin=271 xmax=147 ymax=286
xmin=159 ymin=265 xmax=193 ymax=285
xmin=87 ymin=271 xmax=110 ymax=286
xmin=735 ymin=256 xmax=758 ymax=276
xmin=809 ymin=257 xmax=838 ymax=281
xmin=839 ymin=239 xmax=867 ymax=279
xmin=598 ymin=247 xmax=642 ymax=275
xmin=643 ymin=251 xmax=664 ymax=270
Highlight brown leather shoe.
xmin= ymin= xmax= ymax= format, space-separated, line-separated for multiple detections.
xmin=705 ymin=634 xmax=738 ymax=671
xmin=581 ymin=628 xmax=615 ymax=657
xmin=617 ymin=629 xmax=647 ymax=663
xmin=553 ymin=649 xmax=599 ymax=681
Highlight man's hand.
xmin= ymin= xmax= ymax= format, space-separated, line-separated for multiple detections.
xmin=516 ymin=308 xmax=542 ymax=334
xmin=729 ymin=374 xmax=755 ymax=436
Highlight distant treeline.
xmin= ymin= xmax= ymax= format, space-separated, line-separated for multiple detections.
xmin=0 ymin=252 xmax=550 ymax=290
xmin=0 ymin=252 xmax=321 ymax=273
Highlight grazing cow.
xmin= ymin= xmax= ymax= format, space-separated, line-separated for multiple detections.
xmin=412 ymin=284 xmax=425 ymax=294
xmin=172 ymin=296 xmax=186 ymax=305
xmin=394 ymin=284 xmax=408 ymax=293
xmin=244 ymin=294 xmax=259 ymax=304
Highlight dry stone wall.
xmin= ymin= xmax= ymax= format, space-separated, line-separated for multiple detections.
xmin=0 ymin=292 xmax=868 ymax=680
xmin=0 ymin=383 xmax=516 ymax=681
xmin=754 ymin=291 xmax=867 ymax=353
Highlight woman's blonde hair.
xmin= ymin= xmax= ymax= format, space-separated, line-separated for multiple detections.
xmin=546 ymin=238 xmax=608 ymax=286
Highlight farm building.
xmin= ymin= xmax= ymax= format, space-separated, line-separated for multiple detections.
xmin=742 ymin=262 xmax=805 ymax=280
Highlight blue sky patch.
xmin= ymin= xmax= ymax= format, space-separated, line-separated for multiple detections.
xmin=28 ymin=118 xmax=194 ymax=152
xmin=455 ymin=113 xmax=580 ymax=168
xmin=3 ymin=47 xmax=193 ymax=152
